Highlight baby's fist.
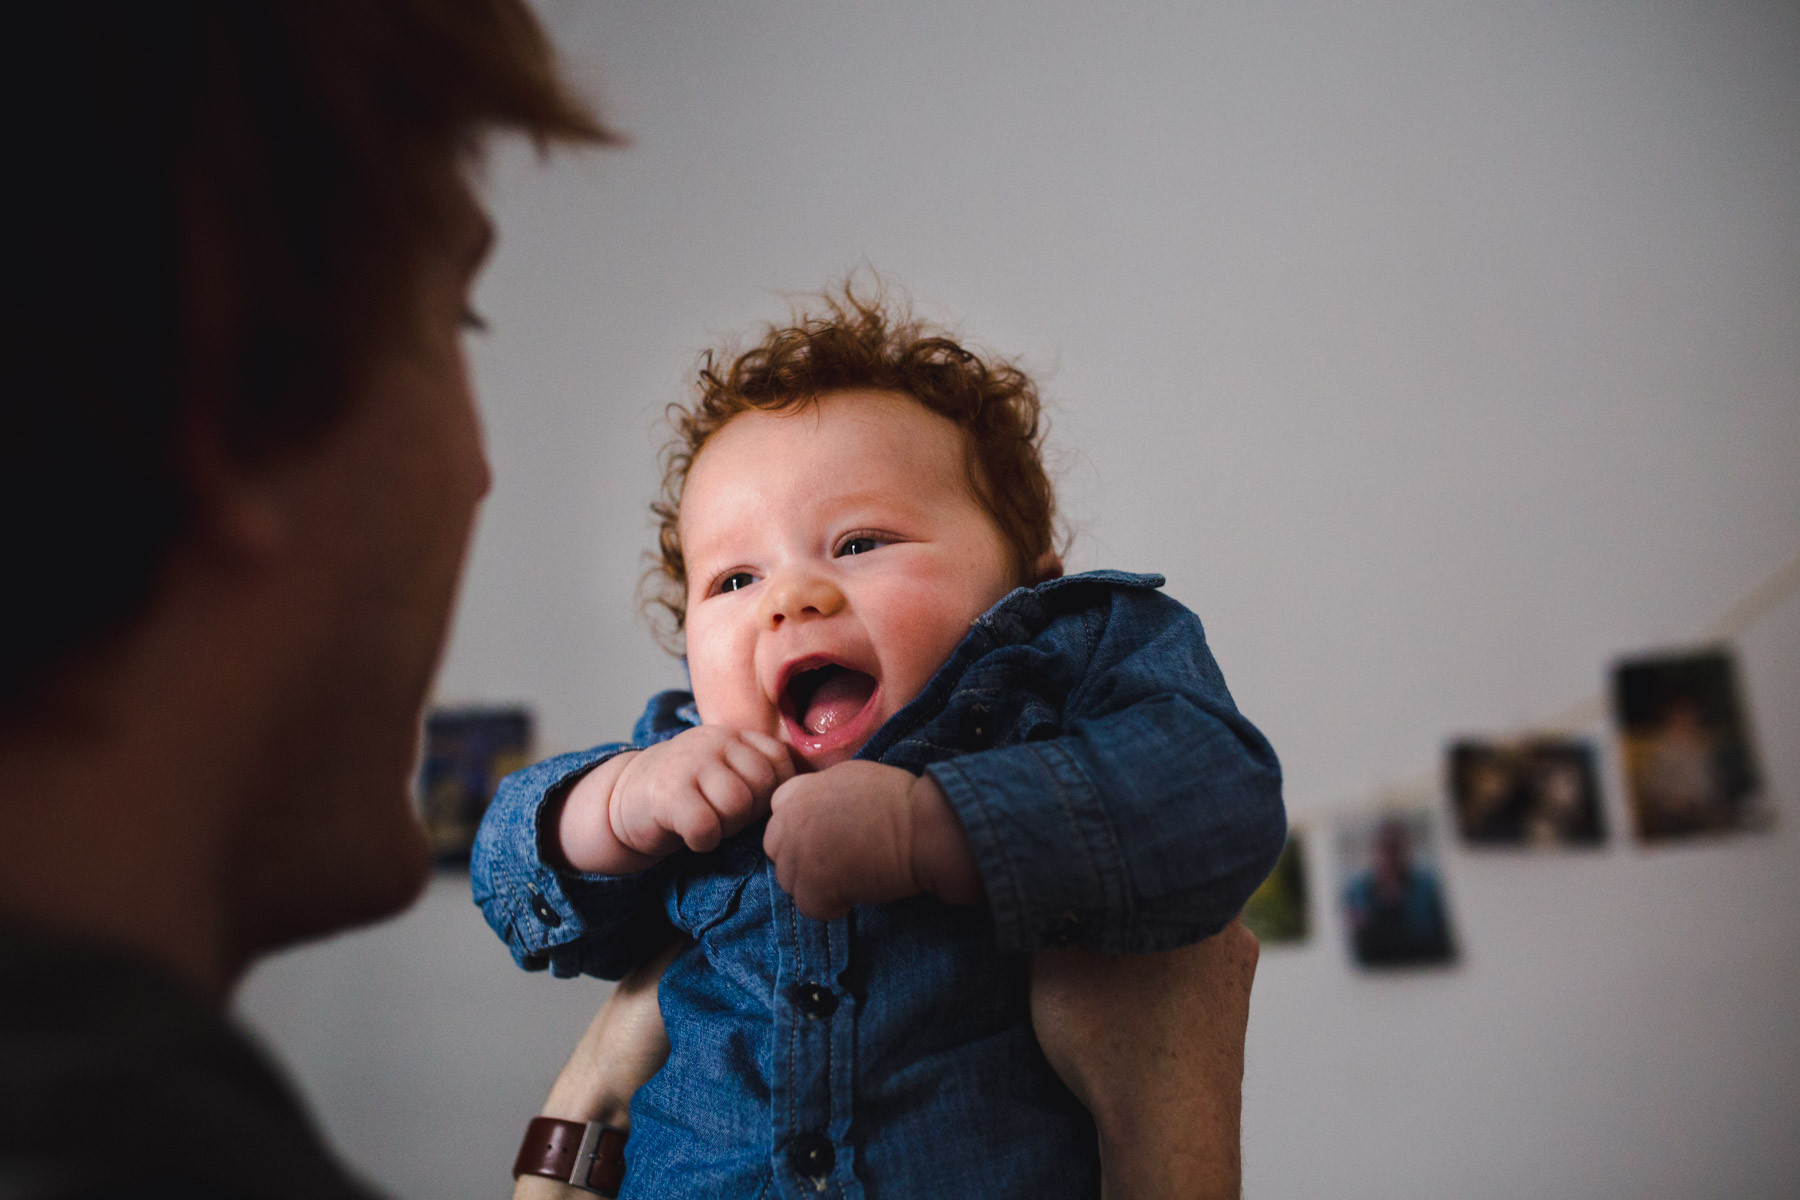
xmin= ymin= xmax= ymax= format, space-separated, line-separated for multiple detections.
xmin=611 ymin=726 xmax=794 ymax=860
xmin=763 ymin=761 xmax=982 ymax=920
xmin=557 ymin=726 xmax=794 ymax=875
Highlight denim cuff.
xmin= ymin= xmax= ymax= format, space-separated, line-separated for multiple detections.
xmin=471 ymin=744 xmax=666 ymax=977
xmin=927 ymin=740 xmax=1131 ymax=954
xmin=926 ymin=695 xmax=1286 ymax=955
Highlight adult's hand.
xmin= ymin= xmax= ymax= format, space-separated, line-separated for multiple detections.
xmin=1030 ymin=921 xmax=1260 ymax=1200
xmin=513 ymin=938 xmax=683 ymax=1200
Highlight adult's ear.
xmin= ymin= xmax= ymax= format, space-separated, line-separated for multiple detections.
xmin=1028 ymin=551 xmax=1064 ymax=584
xmin=175 ymin=204 xmax=291 ymax=566
xmin=177 ymin=410 xmax=290 ymax=565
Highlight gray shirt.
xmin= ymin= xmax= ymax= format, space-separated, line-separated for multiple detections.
xmin=0 ymin=924 xmax=379 ymax=1200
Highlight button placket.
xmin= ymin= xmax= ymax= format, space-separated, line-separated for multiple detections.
xmin=959 ymin=699 xmax=995 ymax=748
xmin=794 ymin=982 xmax=839 ymax=1019
xmin=1047 ymin=910 xmax=1083 ymax=947
xmin=768 ymin=861 xmax=851 ymax=1197
xmin=786 ymin=1133 xmax=836 ymax=1182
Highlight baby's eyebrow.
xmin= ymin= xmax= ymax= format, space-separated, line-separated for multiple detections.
xmin=679 ymin=533 xmax=761 ymax=581
xmin=680 ymin=488 xmax=936 ymax=572
xmin=815 ymin=488 xmax=934 ymax=522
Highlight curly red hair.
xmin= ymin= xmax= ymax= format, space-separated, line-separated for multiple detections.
xmin=645 ymin=282 xmax=1062 ymax=649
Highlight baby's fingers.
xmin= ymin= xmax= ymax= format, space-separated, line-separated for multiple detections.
xmin=787 ymin=873 xmax=852 ymax=922
xmin=740 ymin=730 xmax=797 ymax=787
xmin=762 ymin=806 xmax=787 ymax=863
xmin=665 ymin=783 xmax=725 ymax=853
xmin=696 ymin=759 xmax=760 ymax=834
xmin=717 ymin=736 xmax=784 ymax=807
xmin=766 ymin=825 xmax=831 ymax=915
xmin=768 ymin=773 xmax=805 ymax=814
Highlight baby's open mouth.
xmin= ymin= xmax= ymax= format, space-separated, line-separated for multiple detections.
xmin=785 ymin=663 xmax=878 ymax=737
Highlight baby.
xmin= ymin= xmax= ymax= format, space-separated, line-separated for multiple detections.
xmin=473 ymin=288 xmax=1285 ymax=1199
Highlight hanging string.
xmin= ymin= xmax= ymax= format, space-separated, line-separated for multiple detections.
xmin=1701 ymin=551 xmax=1800 ymax=642
xmin=1347 ymin=548 xmax=1800 ymax=818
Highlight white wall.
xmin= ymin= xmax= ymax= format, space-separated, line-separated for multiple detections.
xmin=236 ymin=2 xmax=1800 ymax=1197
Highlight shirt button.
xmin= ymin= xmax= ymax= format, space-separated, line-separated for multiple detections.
xmin=959 ymin=701 xmax=995 ymax=747
xmin=1048 ymin=911 xmax=1083 ymax=947
xmin=786 ymin=1133 xmax=835 ymax=1180
xmin=793 ymin=982 xmax=839 ymax=1019
xmin=527 ymin=886 xmax=562 ymax=928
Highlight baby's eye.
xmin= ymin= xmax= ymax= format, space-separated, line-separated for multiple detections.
xmin=717 ymin=572 xmax=757 ymax=594
xmin=836 ymin=536 xmax=883 ymax=557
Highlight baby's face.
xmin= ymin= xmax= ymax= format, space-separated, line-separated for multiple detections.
xmin=679 ymin=389 xmax=1018 ymax=770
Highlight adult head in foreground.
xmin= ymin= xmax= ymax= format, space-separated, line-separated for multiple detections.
xmin=0 ymin=1 xmax=607 ymax=1193
xmin=0 ymin=4 xmax=1259 ymax=1196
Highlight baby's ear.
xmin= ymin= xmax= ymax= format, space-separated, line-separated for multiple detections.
xmin=1027 ymin=551 xmax=1064 ymax=584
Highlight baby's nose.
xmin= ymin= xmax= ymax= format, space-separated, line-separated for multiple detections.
xmin=759 ymin=568 xmax=846 ymax=628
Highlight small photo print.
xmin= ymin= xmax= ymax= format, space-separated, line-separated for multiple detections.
xmin=1448 ymin=737 xmax=1605 ymax=847
xmin=1614 ymin=648 xmax=1766 ymax=842
xmin=1337 ymin=809 xmax=1457 ymax=969
xmin=418 ymin=706 xmax=534 ymax=867
xmin=1241 ymin=833 xmax=1310 ymax=946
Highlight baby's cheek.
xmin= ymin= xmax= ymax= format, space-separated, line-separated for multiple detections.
xmin=694 ymin=692 xmax=778 ymax=737
xmin=882 ymin=590 xmax=989 ymax=696
xmin=686 ymin=661 xmax=768 ymax=735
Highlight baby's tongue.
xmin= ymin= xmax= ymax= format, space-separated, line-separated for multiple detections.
xmin=801 ymin=669 xmax=876 ymax=736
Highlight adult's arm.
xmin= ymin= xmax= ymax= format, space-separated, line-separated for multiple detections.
xmin=512 ymin=939 xmax=681 ymax=1200
xmin=1030 ymin=920 xmax=1260 ymax=1200
xmin=515 ymin=922 xmax=1257 ymax=1200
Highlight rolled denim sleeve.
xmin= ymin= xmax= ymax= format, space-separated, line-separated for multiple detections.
xmin=925 ymin=587 xmax=1285 ymax=955
xmin=470 ymin=744 xmax=676 ymax=980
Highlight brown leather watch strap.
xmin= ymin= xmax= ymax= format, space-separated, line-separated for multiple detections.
xmin=512 ymin=1117 xmax=627 ymax=1196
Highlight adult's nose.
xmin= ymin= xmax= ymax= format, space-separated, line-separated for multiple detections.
xmin=758 ymin=566 xmax=845 ymax=629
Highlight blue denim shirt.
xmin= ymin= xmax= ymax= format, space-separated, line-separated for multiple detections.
xmin=472 ymin=570 xmax=1285 ymax=1200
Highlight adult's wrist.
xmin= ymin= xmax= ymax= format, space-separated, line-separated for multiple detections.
xmin=513 ymin=1118 xmax=628 ymax=1197
xmin=540 ymin=1089 xmax=632 ymax=1130
xmin=540 ymin=1078 xmax=632 ymax=1130
xmin=540 ymin=1010 xmax=639 ymax=1128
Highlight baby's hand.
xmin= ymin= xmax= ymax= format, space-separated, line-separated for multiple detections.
xmin=558 ymin=727 xmax=794 ymax=875
xmin=763 ymin=761 xmax=983 ymax=920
